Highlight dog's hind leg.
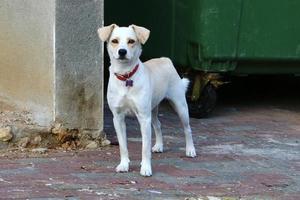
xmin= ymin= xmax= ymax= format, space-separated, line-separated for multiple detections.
xmin=168 ymin=91 xmax=196 ymax=157
xmin=151 ymin=106 xmax=163 ymax=153
xmin=113 ymin=113 xmax=130 ymax=172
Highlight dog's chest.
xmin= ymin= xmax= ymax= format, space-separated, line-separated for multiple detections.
xmin=119 ymin=96 xmax=137 ymax=115
xmin=108 ymin=89 xmax=138 ymax=115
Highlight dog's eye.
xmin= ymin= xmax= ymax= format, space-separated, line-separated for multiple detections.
xmin=111 ymin=39 xmax=119 ymax=44
xmin=128 ymin=39 xmax=135 ymax=44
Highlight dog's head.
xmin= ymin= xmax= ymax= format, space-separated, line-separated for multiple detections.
xmin=98 ymin=24 xmax=150 ymax=64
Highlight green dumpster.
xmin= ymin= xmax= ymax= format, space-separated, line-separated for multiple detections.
xmin=105 ymin=0 xmax=300 ymax=117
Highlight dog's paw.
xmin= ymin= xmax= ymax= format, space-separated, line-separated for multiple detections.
xmin=152 ymin=143 xmax=163 ymax=153
xmin=186 ymin=146 xmax=197 ymax=158
xmin=116 ymin=162 xmax=129 ymax=173
xmin=140 ymin=163 xmax=152 ymax=177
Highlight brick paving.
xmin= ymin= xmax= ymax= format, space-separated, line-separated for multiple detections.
xmin=0 ymin=101 xmax=300 ymax=199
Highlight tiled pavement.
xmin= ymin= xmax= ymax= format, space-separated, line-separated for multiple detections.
xmin=0 ymin=102 xmax=299 ymax=200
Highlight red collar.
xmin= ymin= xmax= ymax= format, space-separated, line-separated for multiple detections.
xmin=114 ymin=64 xmax=139 ymax=81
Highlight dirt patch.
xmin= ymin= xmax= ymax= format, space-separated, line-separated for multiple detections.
xmin=0 ymin=100 xmax=109 ymax=152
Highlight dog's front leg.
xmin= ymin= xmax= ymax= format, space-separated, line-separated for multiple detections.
xmin=113 ymin=113 xmax=130 ymax=173
xmin=137 ymin=113 xmax=152 ymax=176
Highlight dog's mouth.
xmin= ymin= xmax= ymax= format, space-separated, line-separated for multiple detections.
xmin=117 ymin=56 xmax=129 ymax=61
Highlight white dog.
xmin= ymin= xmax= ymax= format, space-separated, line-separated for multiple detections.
xmin=98 ymin=24 xmax=196 ymax=176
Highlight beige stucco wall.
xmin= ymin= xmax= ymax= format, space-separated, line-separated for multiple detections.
xmin=0 ymin=0 xmax=104 ymax=134
xmin=0 ymin=0 xmax=55 ymax=125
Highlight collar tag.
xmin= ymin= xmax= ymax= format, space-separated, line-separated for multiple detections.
xmin=125 ymin=79 xmax=134 ymax=87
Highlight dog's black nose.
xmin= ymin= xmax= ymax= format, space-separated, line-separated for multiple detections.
xmin=118 ymin=49 xmax=127 ymax=57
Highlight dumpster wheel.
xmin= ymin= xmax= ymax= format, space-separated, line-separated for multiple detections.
xmin=188 ymin=83 xmax=217 ymax=118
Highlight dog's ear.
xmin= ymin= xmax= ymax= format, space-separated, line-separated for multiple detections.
xmin=130 ymin=25 xmax=150 ymax=45
xmin=97 ymin=24 xmax=118 ymax=42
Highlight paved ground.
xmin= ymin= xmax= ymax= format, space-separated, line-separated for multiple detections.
xmin=0 ymin=77 xmax=300 ymax=200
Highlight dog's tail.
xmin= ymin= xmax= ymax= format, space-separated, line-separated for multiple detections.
xmin=181 ymin=78 xmax=190 ymax=93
